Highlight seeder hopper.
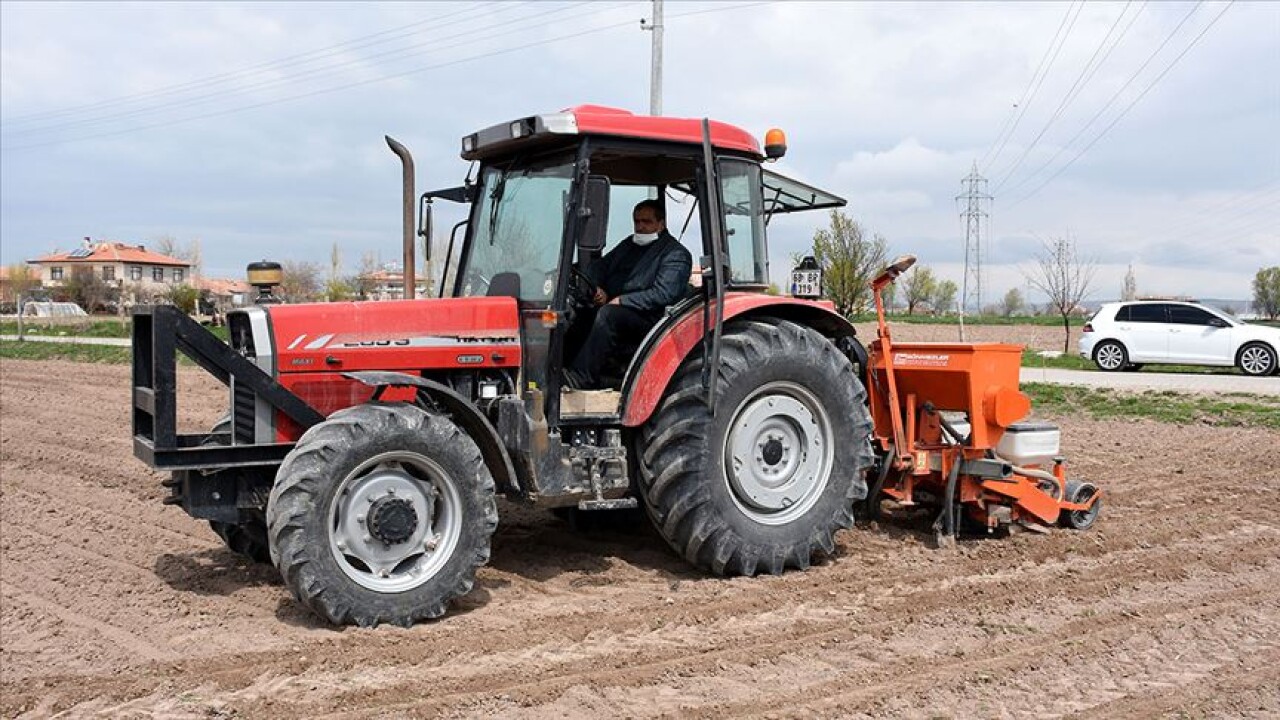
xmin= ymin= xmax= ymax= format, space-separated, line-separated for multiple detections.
xmin=862 ymin=256 xmax=1102 ymax=541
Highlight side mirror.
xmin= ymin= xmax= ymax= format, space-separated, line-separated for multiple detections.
xmin=1209 ymin=317 xmax=1228 ymax=328
xmin=577 ymin=175 xmax=611 ymax=251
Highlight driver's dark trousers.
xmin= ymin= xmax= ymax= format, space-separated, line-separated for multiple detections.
xmin=565 ymin=303 xmax=656 ymax=388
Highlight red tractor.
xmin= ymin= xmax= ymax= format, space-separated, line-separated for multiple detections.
xmin=134 ymin=105 xmax=876 ymax=626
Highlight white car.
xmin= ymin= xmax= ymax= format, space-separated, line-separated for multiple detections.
xmin=1079 ymin=300 xmax=1280 ymax=376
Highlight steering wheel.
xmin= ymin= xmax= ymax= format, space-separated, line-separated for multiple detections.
xmin=567 ymin=265 xmax=597 ymax=308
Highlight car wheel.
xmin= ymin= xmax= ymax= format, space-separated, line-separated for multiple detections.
xmin=1237 ymin=342 xmax=1278 ymax=377
xmin=1092 ymin=340 xmax=1128 ymax=372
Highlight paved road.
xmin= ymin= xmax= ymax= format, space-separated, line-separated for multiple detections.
xmin=6 ymin=334 xmax=1279 ymax=397
xmin=1022 ymin=366 xmax=1280 ymax=396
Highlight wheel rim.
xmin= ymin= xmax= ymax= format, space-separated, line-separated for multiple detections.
xmin=723 ymin=381 xmax=834 ymax=525
xmin=1096 ymin=343 xmax=1123 ymax=370
xmin=1069 ymin=483 xmax=1100 ymax=528
xmin=1240 ymin=346 xmax=1273 ymax=375
xmin=327 ymin=450 xmax=462 ymax=593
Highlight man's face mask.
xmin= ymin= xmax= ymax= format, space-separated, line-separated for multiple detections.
xmin=632 ymin=232 xmax=660 ymax=246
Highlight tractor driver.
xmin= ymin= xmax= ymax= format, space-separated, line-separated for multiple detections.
xmin=564 ymin=199 xmax=693 ymax=389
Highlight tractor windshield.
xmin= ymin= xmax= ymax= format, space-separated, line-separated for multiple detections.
xmin=461 ymin=156 xmax=574 ymax=302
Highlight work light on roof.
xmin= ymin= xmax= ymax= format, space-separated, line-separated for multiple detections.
xmin=764 ymin=128 xmax=787 ymax=160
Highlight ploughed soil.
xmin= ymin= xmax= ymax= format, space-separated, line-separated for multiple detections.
xmin=2 ymin=357 xmax=1278 ymax=719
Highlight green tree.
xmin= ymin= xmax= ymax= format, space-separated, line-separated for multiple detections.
xmin=1252 ymin=266 xmax=1280 ymax=320
xmin=166 ymin=283 xmax=200 ymax=314
xmin=999 ymin=287 xmax=1025 ymax=317
xmin=326 ymin=277 xmax=355 ymax=302
xmin=931 ymin=279 xmax=958 ymax=314
xmin=901 ymin=266 xmax=937 ymax=315
xmin=4 ymin=263 xmax=41 ymax=306
xmin=809 ymin=210 xmax=887 ymax=317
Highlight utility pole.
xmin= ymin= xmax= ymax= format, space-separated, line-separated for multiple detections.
xmin=642 ymin=0 xmax=664 ymax=116
xmin=957 ymin=161 xmax=991 ymax=338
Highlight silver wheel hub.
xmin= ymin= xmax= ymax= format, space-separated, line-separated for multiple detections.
xmin=1097 ymin=344 xmax=1123 ymax=369
xmin=1241 ymin=347 xmax=1271 ymax=374
xmin=724 ymin=382 xmax=833 ymax=525
xmin=328 ymin=451 xmax=461 ymax=593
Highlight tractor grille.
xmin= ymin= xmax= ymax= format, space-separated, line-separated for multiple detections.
xmin=228 ymin=312 xmax=258 ymax=444
xmin=233 ymin=384 xmax=256 ymax=443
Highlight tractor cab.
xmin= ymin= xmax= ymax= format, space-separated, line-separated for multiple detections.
xmin=421 ymin=105 xmax=845 ymax=422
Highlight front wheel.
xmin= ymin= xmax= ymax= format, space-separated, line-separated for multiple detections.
xmin=266 ymin=403 xmax=497 ymax=626
xmin=638 ymin=319 xmax=874 ymax=576
xmin=1093 ymin=340 xmax=1128 ymax=372
xmin=1237 ymin=343 xmax=1278 ymax=377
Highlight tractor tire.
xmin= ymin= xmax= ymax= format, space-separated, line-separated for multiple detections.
xmin=1092 ymin=340 xmax=1128 ymax=372
xmin=638 ymin=318 xmax=874 ymax=576
xmin=266 ymin=402 xmax=497 ymax=627
xmin=1237 ymin=342 xmax=1278 ymax=377
xmin=202 ymin=414 xmax=271 ymax=564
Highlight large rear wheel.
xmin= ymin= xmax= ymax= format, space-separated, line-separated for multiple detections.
xmin=266 ymin=403 xmax=497 ymax=626
xmin=638 ymin=318 xmax=874 ymax=575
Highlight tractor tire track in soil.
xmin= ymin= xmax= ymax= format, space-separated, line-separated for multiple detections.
xmin=2 ymin=358 xmax=1278 ymax=718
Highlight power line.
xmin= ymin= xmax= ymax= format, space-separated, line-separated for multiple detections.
xmin=1006 ymin=1 xmax=1234 ymax=208
xmin=3 ymin=2 xmax=605 ymax=140
xmin=1000 ymin=2 xmax=1202 ymax=199
xmin=994 ymin=1 xmax=1143 ymax=193
xmin=981 ymin=1 xmax=1084 ymax=174
xmin=0 ymin=2 xmax=506 ymax=126
xmin=2 ymin=1 xmax=766 ymax=152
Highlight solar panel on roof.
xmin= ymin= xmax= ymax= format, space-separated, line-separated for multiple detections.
xmin=68 ymin=248 xmax=93 ymax=258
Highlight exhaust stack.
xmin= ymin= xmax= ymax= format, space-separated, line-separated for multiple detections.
xmin=385 ymin=136 xmax=416 ymax=300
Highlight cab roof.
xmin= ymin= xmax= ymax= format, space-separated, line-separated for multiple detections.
xmin=461 ymin=104 xmax=764 ymax=161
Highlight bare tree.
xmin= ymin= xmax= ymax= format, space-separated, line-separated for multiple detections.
xmin=346 ymin=252 xmax=380 ymax=300
xmin=901 ymin=266 xmax=937 ymax=315
xmin=59 ymin=267 xmax=118 ymax=312
xmin=279 ymin=260 xmax=323 ymax=303
xmin=810 ymin=210 xmax=887 ymax=317
xmin=1254 ymin=266 xmax=1280 ymax=319
xmin=150 ymin=234 xmax=202 ymax=277
xmin=1025 ymin=236 xmax=1097 ymax=353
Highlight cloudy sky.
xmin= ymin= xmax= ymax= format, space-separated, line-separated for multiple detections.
xmin=2 ymin=1 xmax=1276 ymax=306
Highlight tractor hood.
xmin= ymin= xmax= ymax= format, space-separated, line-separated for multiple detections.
xmin=262 ymin=296 xmax=522 ymax=374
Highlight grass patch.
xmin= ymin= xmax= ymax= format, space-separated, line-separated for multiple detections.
xmin=1 ymin=319 xmax=132 ymax=338
xmin=1023 ymin=382 xmax=1280 ymax=429
xmin=1 ymin=321 xmax=229 ymax=343
xmin=851 ymin=313 xmax=1085 ymax=327
xmin=0 ymin=339 xmax=131 ymax=364
xmin=1019 ymin=349 xmax=1245 ymax=375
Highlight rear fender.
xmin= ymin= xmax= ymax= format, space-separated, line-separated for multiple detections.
xmin=619 ymin=295 xmax=860 ymax=427
xmin=342 ymin=371 xmax=519 ymax=495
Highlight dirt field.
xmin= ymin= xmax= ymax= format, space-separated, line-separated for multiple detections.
xmin=3 ymin=356 xmax=1278 ymax=719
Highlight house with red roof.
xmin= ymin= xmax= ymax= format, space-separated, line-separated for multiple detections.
xmin=27 ymin=237 xmax=192 ymax=302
